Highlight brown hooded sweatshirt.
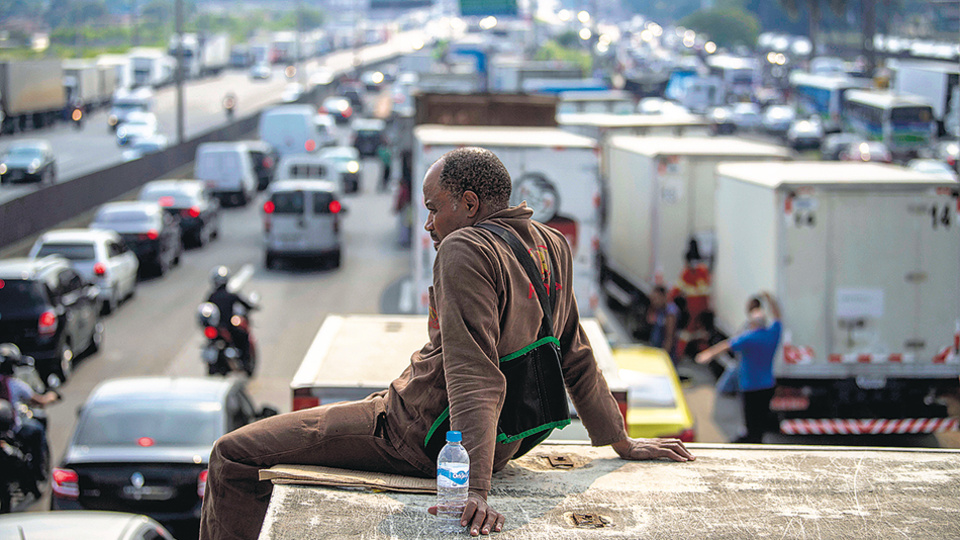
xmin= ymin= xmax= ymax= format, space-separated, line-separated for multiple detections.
xmin=383 ymin=204 xmax=627 ymax=496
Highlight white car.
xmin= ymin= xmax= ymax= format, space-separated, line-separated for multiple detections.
xmin=249 ymin=63 xmax=272 ymax=80
xmin=786 ymin=118 xmax=825 ymax=150
xmin=318 ymin=146 xmax=362 ymax=193
xmin=116 ymin=112 xmax=159 ymax=147
xmin=281 ymin=83 xmax=304 ymax=103
xmin=907 ymin=158 xmax=959 ymax=180
xmin=29 ymin=229 xmax=139 ymax=314
xmin=761 ymin=105 xmax=796 ymax=134
xmin=730 ymin=102 xmax=762 ymax=130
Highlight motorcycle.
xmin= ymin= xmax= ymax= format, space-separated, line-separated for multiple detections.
xmin=70 ymin=106 xmax=83 ymax=130
xmin=222 ymin=93 xmax=237 ymax=121
xmin=197 ymin=294 xmax=258 ymax=377
xmin=0 ymin=356 xmax=60 ymax=514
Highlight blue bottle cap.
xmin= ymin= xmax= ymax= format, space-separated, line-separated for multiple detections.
xmin=446 ymin=430 xmax=462 ymax=442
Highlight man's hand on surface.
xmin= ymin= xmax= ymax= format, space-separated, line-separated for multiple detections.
xmin=612 ymin=437 xmax=696 ymax=462
xmin=427 ymin=491 xmax=504 ymax=536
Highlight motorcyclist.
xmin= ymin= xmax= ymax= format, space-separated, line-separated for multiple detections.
xmin=223 ymin=92 xmax=237 ymax=120
xmin=0 ymin=343 xmax=58 ymax=481
xmin=205 ymin=266 xmax=255 ymax=369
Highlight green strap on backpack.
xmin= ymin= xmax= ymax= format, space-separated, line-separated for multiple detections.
xmin=424 ymin=223 xmax=571 ymax=459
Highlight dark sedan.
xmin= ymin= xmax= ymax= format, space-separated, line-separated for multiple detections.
xmin=51 ymin=377 xmax=277 ymax=539
xmin=0 ymin=140 xmax=57 ymax=185
xmin=139 ymin=180 xmax=220 ymax=247
xmin=90 ymin=202 xmax=182 ymax=277
xmin=241 ymin=140 xmax=279 ymax=191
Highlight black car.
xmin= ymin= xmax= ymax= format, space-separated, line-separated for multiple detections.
xmin=241 ymin=140 xmax=279 ymax=191
xmin=91 ymin=202 xmax=182 ymax=277
xmin=352 ymin=119 xmax=386 ymax=158
xmin=0 ymin=140 xmax=57 ymax=185
xmin=320 ymin=96 xmax=354 ymax=125
xmin=139 ymin=180 xmax=220 ymax=248
xmin=338 ymin=81 xmax=366 ymax=115
xmin=0 ymin=256 xmax=103 ymax=383
xmin=51 ymin=377 xmax=277 ymax=538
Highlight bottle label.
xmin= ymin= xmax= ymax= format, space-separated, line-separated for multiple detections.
xmin=437 ymin=464 xmax=469 ymax=488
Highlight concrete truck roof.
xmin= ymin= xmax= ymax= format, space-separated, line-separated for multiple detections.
xmin=258 ymin=443 xmax=960 ymax=539
xmin=414 ymin=125 xmax=597 ymax=149
xmin=717 ymin=161 xmax=959 ymax=189
xmin=608 ymin=135 xmax=793 ymax=158
xmin=557 ymin=112 xmax=709 ymax=128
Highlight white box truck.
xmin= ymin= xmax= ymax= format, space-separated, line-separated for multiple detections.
xmin=128 ymin=48 xmax=175 ymax=88
xmin=601 ymin=135 xmax=792 ymax=312
xmin=62 ymin=59 xmax=99 ymax=111
xmin=713 ymin=161 xmax=960 ymax=435
xmin=893 ymin=60 xmax=960 ymax=138
xmin=413 ymin=125 xmax=602 ymax=316
xmin=557 ymin=112 xmax=711 ymax=140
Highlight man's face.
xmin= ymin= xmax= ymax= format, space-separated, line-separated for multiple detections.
xmin=423 ymin=161 xmax=472 ymax=251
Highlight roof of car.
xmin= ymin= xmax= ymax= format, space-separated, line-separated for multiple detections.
xmin=97 ymin=201 xmax=163 ymax=214
xmin=37 ymin=228 xmax=120 ymax=244
xmin=88 ymin=377 xmax=238 ymax=406
xmin=269 ymin=179 xmax=339 ymax=193
xmin=319 ymin=146 xmax=359 ymax=158
xmin=141 ymin=179 xmax=205 ymax=192
xmin=5 ymin=139 xmax=49 ymax=149
xmin=0 ymin=256 xmax=69 ymax=278
xmin=353 ymin=118 xmax=385 ymax=130
xmin=0 ymin=511 xmax=166 ymax=540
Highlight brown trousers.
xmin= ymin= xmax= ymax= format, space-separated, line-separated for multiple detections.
xmin=199 ymin=396 xmax=428 ymax=540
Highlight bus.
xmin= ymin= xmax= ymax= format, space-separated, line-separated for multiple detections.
xmin=841 ymin=90 xmax=936 ymax=156
xmin=789 ymin=72 xmax=868 ymax=132
xmin=705 ymin=55 xmax=758 ymax=98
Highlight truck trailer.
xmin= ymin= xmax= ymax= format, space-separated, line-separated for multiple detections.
xmin=893 ymin=59 xmax=960 ymax=138
xmin=713 ymin=161 xmax=960 ymax=435
xmin=0 ymin=59 xmax=66 ymax=134
xmin=413 ymin=125 xmax=602 ymax=316
xmin=601 ymin=135 xmax=792 ymax=316
xmin=290 ymin=315 xmax=629 ymax=422
xmin=62 ymin=59 xmax=100 ymax=112
xmin=128 ymin=48 xmax=175 ymax=88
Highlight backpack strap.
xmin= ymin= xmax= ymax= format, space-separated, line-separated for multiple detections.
xmin=476 ymin=222 xmax=556 ymax=340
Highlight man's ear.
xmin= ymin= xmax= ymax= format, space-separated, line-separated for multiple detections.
xmin=462 ymin=190 xmax=480 ymax=218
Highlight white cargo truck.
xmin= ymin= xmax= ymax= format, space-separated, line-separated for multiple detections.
xmin=557 ymin=112 xmax=711 ymax=140
xmin=713 ymin=161 xmax=960 ymax=435
xmin=128 ymin=48 xmax=175 ymax=88
xmin=62 ymin=59 xmax=100 ymax=111
xmin=290 ymin=315 xmax=628 ymax=420
xmin=412 ymin=125 xmax=602 ymax=316
xmin=601 ymin=135 xmax=792 ymax=311
xmin=893 ymin=60 xmax=959 ymax=138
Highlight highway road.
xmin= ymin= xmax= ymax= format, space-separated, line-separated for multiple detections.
xmin=0 ymin=28 xmax=435 ymax=206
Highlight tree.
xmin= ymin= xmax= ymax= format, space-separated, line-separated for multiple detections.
xmin=777 ymin=0 xmax=847 ymax=57
xmin=678 ymin=8 xmax=760 ymax=48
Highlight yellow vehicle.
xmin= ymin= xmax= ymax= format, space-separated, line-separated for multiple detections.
xmin=613 ymin=345 xmax=696 ymax=441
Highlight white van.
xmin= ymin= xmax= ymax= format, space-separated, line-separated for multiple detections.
xmin=194 ymin=142 xmax=258 ymax=206
xmin=258 ymin=105 xmax=335 ymax=156
xmin=274 ymin=154 xmax=335 ymax=183
xmin=263 ymin=180 xmax=344 ymax=269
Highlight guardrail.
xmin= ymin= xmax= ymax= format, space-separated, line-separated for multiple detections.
xmin=0 ymin=53 xmax=400 ymax=250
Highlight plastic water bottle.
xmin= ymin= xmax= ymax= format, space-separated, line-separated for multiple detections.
xmin=436 ymin=430 xmax=469 ymax=533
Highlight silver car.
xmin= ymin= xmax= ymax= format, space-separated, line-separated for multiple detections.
xmin=263 ymin=180 xmax=345 ymax=269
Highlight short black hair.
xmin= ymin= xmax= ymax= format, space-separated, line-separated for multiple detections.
xmin=438 ymin=147 xmax=512 ymax=210
xmin=747 ymin=296 xmax=762 ymax=312
xmin=653 ymin=285 xmax=668 ymax=296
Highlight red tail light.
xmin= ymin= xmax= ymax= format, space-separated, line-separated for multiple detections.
xmin=146 ymin=229 xmax=159 ymax=240
xmin=319 ymin=106 xmax=327 ymax=114
xmin=0 ymin=279 xmax=5 ymax=289
xmin=263 ymin=157 xmax=274 ymax=169
xmin=93 ymin=262 xmax=107 ymax=276
xmin=263 ymin=201 xmax=275 ymax=214
xmin=305 ymin=139 xmax=316 ymax=152
xmin=343 ymin=107 xmax=352 ymax=118
xmin=329 ymin=200 xmax=341 ymax=214
xmin=204 ymin=326 xmax=219 ymax=339
xmin=293 ymin=396 xmax=320 ymax=411
xmin=188 ymin=206 xmax=201 ymax=218
xmin=51 ymin=468 xmax=80 ymax=499
xmin=38 ymin=310 xmax=58 ymax=337
xmin=137 ymin=436 xmax=155 ymax=447
xmin=198 ymin=469 xmax=208 ymax=498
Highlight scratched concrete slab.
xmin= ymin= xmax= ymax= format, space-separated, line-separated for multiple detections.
xmin=258 ymin=443 xmax=960 ymax=540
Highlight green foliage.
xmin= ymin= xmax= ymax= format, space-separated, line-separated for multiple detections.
xmin=555 ymin=30 xmax=581 ymax=49
xmin=533 ymin=40 xmax=590 ymax=76
xmin=678 ymin=8 xmax=760 ymax=48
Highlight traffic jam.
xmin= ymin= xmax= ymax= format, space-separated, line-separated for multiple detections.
xmin=0 ymin=0 xmax=959 ymax=538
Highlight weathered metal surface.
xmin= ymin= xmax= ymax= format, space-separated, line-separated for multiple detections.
xmin=258 ymin=443 xmax=960 ymax=539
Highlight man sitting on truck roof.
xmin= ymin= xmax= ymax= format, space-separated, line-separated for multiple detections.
xmin=199 ymin=147 xmax=694 ymax=540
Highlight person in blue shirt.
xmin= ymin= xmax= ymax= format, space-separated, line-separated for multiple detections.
xmin=695 ymin=292 xmax=782 ymax=443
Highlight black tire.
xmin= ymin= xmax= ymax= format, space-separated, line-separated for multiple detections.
xmin=85 ymin=321 xmax=104 ymax=355
xmin=54 ymin=341 xmax=73 ymax=383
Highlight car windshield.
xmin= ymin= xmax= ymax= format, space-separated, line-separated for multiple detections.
xmin=621 ymin=371 xmax=677 ymax=408
xmin=141 ymin=189 xmax=197 ymax=206
xmin=5 ymin=147 xmax=42 ymax=159
xmin=0 ymin=279 xmax=47 ymax=309
xmin=36 ymin=242 xmax=96 ymax=261
xmin=95 ymin=209 xmax=154 ymax=223
xmin=76 ymin=402 xmax=223 ymax=447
